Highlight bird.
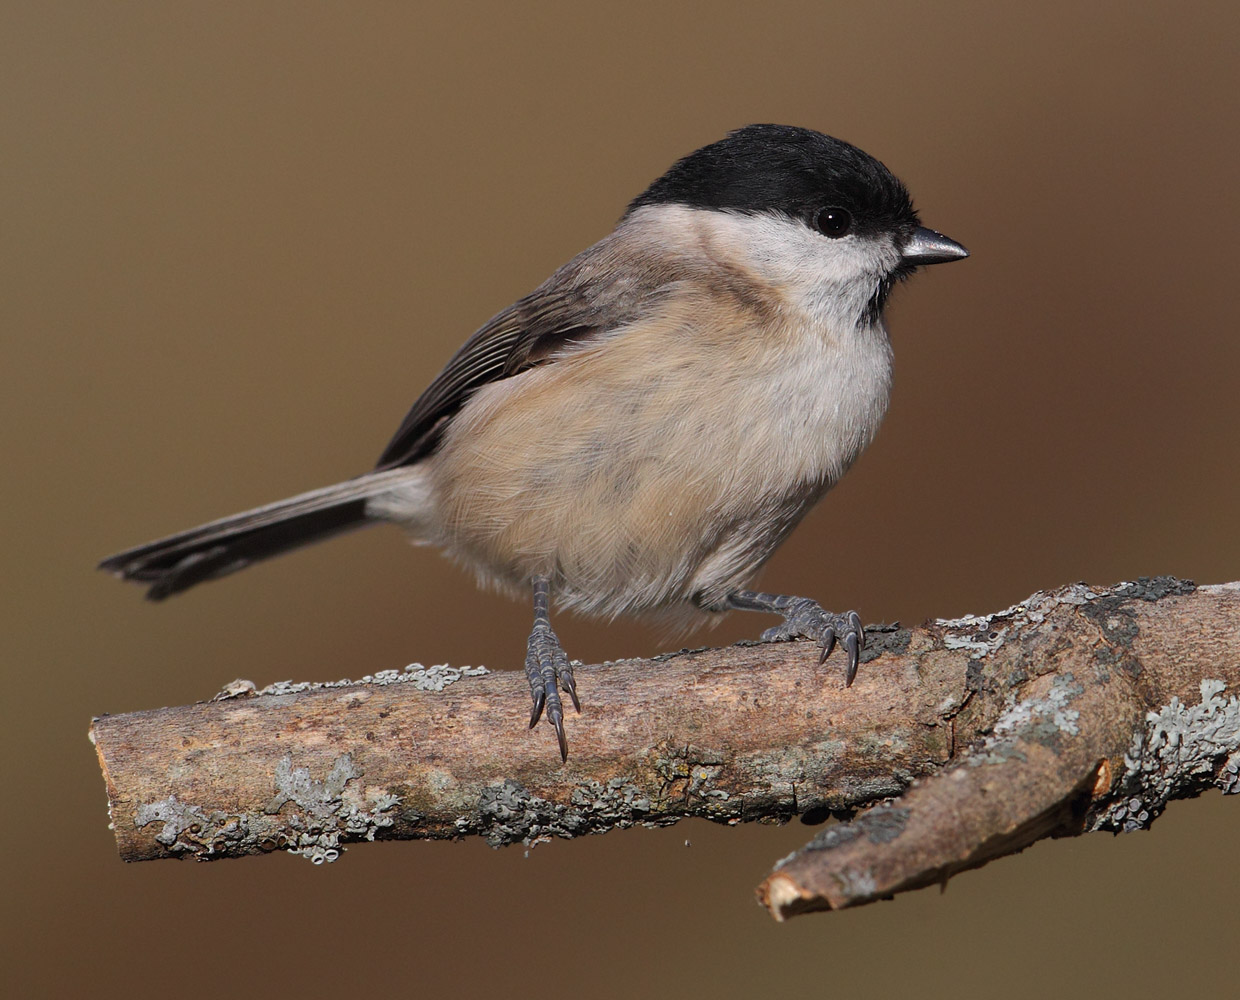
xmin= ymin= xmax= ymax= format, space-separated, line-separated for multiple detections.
xmin=100 ymin=124 xmax=969 ymax=760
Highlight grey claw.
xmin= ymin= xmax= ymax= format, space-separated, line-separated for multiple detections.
xmin=844 ymin=631 xmax=859 ymax=686
xmin=529 ymin=690 xmax=546 ymax=728
xmin=552 ymin=711 xmax=569 ymax=762
xmin=849 ymin=611 xmax=864 ymax=648
xmin=562 ymin=671 xmax=581 ymax=713
xmin=818 ymin=626 xmax=837 ymax=665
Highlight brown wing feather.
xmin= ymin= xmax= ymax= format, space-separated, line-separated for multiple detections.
xmin=374 ymin=227 xmax=671 ymax=470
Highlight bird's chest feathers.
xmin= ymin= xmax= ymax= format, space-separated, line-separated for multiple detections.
xmin=726 ymin=317 xmax=892 ymax=490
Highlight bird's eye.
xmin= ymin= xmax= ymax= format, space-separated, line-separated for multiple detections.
xmin=814 ymin=207 xmax=853 ymax=238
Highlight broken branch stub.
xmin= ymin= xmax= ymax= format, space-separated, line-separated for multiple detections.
xmin=89 ymin=579 xmax=1240 ymax=919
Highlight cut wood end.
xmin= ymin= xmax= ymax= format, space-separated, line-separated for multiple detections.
xmin=1091 ymin=758 xmax=1113 ymax=800
xmin=759 ymin=872 xmax=827 ymax=921
xmin=89 ymin=718 xmax=121 ymax=835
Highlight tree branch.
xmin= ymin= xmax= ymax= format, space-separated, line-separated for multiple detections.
xmin=91 ymin=578 xmax=1239 ymax=918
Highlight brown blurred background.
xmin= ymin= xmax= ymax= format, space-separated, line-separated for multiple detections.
xmin=4 ymin=1 xmax=1238 ymax=996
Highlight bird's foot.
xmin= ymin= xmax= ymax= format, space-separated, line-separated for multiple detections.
xmin=524 ymin=616 xmax=580 ymax=762
xmin=726 ymin=590 xmax=865 ymax=686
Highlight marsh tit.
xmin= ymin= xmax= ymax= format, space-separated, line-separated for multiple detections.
xmin=101 ymin=124 xmax=969 ymax=759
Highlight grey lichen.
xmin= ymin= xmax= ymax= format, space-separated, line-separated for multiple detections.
xmin=795 ymin=820 xmax=862 ymax=856
xmin=213 ymin=678 xmax=257 ymax=700
xmin=991 ymin=674 xmax=1083 ymax=742
xmin=462 ymin=748 xmax=749 ymax=849
xmin=265 ymin=754 xmax=401 ymax=863
xmin=1077 ymin=577 xmax=1197 ymax=676
xmin=964 ymin=673 xmax=1084 ymax=766
xmin=937 ymin=578 xmax=1193 ymax=662
xmin=652 ymin=742 xmax=728 ymax=806
xmin=1113 ymin=576 xmax=1197 ymax=602
xmin=468 ymin=773 xmax=690 ymax=849
xmin=1220 ymin=754 xmax=1239 ymax=795
xmin=1094 ymin=679 xmax=1240 ymax=832
xmin=133 ymin=795 xmax=250 ymax=856
xmin=134 ymin=752 xmax=401 ymax=863
xmin=570 ymin=778 xmax=654 ymax=818
xmin=796 ymin=803 xmax=910 ymax=858
xmin=938 ymin=583 xmax=1102 ymax=657
xmin=470 ymin=779 xmax=583 ymax=847
xmin=832 ymin=867 xmax=878 ymax=899
xmin=214 ymin=662 xmax=489 ymax=700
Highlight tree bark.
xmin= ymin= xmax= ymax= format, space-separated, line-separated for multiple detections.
xmin=90 ymin=577 xmax=1239 ymax=919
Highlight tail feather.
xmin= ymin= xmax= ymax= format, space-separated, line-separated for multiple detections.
xmin=99 ymin=468 xmax=417 ymax=600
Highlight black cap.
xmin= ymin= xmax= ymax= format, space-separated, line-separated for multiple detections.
xmin=626 ymin=124 xmax=920 ymax=242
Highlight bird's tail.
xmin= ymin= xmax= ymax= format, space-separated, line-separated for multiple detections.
xmin=99 ymin=467 xmax=422 ymax=600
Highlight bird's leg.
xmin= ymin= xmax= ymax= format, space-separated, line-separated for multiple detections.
xmin=524 ymin=575 xmax=581 ymax=761
xmin=724 ymin=590 xmax=866 ymax=686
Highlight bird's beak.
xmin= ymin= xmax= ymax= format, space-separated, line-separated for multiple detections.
xmin=902 ymin=227 xmax=969 ymax=266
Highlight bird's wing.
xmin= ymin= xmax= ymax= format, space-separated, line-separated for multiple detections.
xmin=374 ymin=234 xmax=671 ymax=470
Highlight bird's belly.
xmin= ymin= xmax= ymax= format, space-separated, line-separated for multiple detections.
xmin=427 ymin=321 xmax=891 ymax=616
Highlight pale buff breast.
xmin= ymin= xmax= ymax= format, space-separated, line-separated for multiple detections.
xmin=423 ymin=287 xmax=892 ymax=617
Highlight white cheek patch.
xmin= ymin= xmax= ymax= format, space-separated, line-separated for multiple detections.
xmin=639 ymin=205 xmax=901 ymax=331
